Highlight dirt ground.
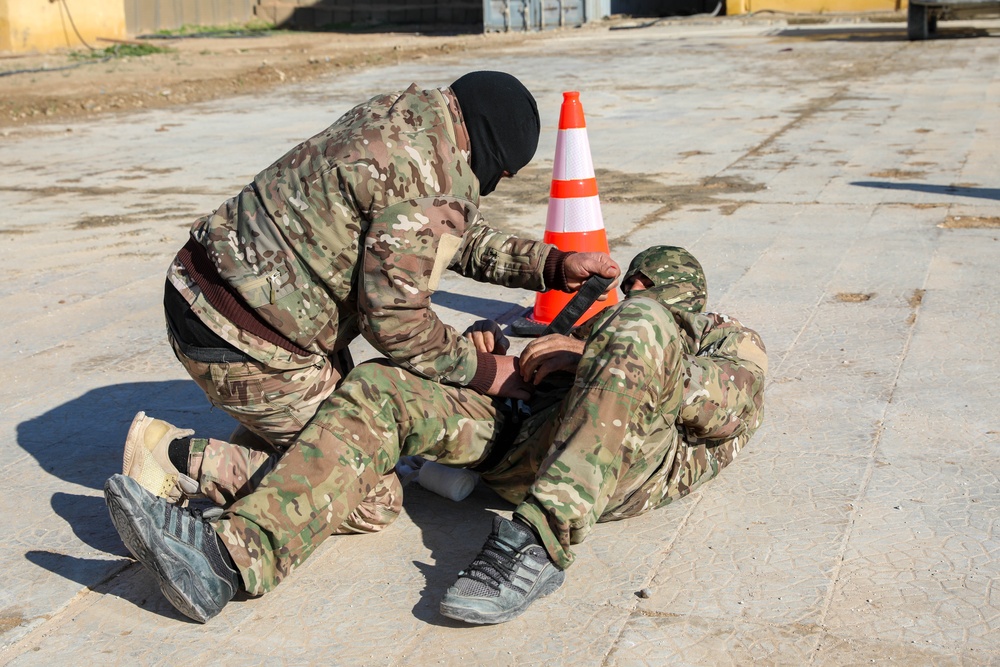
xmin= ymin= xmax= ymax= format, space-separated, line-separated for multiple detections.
xmin=0 ymin=27 xmax=552 ymax=130
xmin=0 ymin=14 xmax=912 ymax=131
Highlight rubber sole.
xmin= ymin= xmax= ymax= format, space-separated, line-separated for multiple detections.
xmin=120 ymin=411 xmax=151 ymax=477
xmin=104 ymin=475 xmax=222 ymax=623
xmin=439 ymin=569 xmax=566 ymax=625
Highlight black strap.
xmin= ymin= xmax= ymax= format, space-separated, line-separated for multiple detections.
xmin=542 ymin=274 xmax=616 ymax=336
xmin=472 ymin=399 xmax=522 ymax=473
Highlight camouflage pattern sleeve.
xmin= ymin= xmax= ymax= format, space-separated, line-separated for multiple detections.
xmin=451 ymin=212 xmax=553 ymax=290
xmin=678 ymin=313 xmax=768 ymax=440
xmin=357 ymin=195 xmax=481 ymax=385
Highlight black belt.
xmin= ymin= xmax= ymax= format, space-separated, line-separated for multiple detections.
xmin=164 ymin=280 xmax=253 ymax=364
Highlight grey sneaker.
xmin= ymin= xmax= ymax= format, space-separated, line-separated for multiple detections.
xmin=440 ymin=515 xmax=565 ymax=624
xmin=104 ymin=474 xmax=239 ymax=623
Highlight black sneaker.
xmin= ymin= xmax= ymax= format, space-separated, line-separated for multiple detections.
xmin=440 ymin=515 xmax=565 ymax=624
xmin=104 ymin=474 xmax=239 ymax=623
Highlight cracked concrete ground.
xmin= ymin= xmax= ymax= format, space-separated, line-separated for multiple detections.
xmin=1 ymin=16 xmax=999 ymax=666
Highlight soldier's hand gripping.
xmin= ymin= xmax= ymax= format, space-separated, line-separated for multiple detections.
xmin=464 ymin=320 xmax=529 ymax=399
xmin=562 ymin=252 xmax=620 ymax=299
xmin=463 ymin=320 xmax=510 ymax=355
xmin=519 ymin=334 xmax=585 ymax=385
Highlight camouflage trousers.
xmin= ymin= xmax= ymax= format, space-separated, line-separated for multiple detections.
xmin=168 ymin=334 xmax=404 ymax=534
xmin=213 ymin=297 xmax=766 ymax=594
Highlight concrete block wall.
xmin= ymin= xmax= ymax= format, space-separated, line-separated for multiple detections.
xmin=254 ymin=0 xmax=483 ymax=29
xmin=123 ymin=0 xmax=258 ymax=35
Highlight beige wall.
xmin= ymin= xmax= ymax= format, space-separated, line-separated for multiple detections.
xmin=727 ymin=0 xmax=904 ymax=12
xmin=1 ymin=0 xmax=126 ymax=53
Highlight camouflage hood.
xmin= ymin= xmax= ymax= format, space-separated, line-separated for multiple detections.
xmin=622 ymin=245 xmax=707 ymax=314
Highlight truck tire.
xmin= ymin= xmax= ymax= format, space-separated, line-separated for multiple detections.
xmin=908 ymin=2 xmax=930 ymax=40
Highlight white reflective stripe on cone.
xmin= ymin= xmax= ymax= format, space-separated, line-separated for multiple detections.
xmin=545 ymin=196 xmax=605 ymax=234
xmin=552 ymin=128 xmax=595 ymax=180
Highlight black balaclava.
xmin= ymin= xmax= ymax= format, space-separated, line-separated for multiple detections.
xmin=450 ymin=71 xmax=540 ymax=196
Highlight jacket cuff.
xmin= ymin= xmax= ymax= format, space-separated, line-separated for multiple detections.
xmin=468 ymin=351 xmax=497 ymax=394
xmin=543 ymin=248 xmax=576 ymax=292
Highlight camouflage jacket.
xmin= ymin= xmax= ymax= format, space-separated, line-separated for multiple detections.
xmin=575 ymin=300 xmax=767 ymax=440
xmin=169 ymin=84 xmax=553 ymax=384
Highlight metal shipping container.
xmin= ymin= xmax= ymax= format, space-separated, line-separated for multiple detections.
xmin=483 ymin=0 xmax=596 ymax=31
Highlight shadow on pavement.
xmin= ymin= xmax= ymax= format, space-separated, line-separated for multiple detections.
xmin=402 ymin=483 xmax=514 ymax=626
xmin=19 ymin=380 xmax=523 ymax=626
xmin=433 ymin=290 xmax=525 ymax=320
xmin=771 ymin=25 xmax=993 ymax=42
xmin=852 ymin=180 xmax=1000 ymax=200
xmin=51 ymin=492 xmax=131 ymax=555
xmin=25 ymin=550 xmax=197 ymax=623
xmin=17 ymin=380 xmax=235 ymax=491
xmin=18 ymin=381 xmax=236 ymax=595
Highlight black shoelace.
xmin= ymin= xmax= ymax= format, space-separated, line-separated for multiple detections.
xmin=460 ymin=535 xmax=520 ymax=592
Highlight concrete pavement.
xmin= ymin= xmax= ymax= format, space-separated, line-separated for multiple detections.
xmin=1 ymin=16 xmax=999 ymax=665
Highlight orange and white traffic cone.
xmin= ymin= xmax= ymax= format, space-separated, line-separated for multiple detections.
xmin=527 ymin=91 xmax=617 ymax=330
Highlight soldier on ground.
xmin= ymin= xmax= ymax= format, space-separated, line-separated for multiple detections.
xmin=105 ymin=245 xmax=767 ymax=625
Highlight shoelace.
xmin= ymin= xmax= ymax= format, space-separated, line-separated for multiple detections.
xmin=166 ymin=502 xmax=223 ymax=522
xmin=460 ymin=534 xmax=520 ymax=592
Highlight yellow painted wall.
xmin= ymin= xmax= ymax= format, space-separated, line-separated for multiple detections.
xmin=727 ymin=0 xmax=904 ymax=13
xmin=0 ymin=0 xmax=126 ymax=53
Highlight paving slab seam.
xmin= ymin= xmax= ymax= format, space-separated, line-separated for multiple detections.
xmin=597 ymin=493 xmax=706 ymax=666
xmin=726 ymin=86 xmax=851 ymax=175
xmin=0 ymin=453 xmax=36 ymax=480
xmin=2 ymin=336 xmax=166 ymax=415
xmin=2 ymin=275 xmax=168 ymax=365
xmin=0 ymin=559 xmax=133 ymax=662
xmin=806 ymin=225 xmax=935 ymax=665
xmin=717 ymin=36 xmax=914 ymax=186
xmin=765 ymin=241 xmax=841 ymax=380
xmin=607 ymin=203 xmax=676 ymax=247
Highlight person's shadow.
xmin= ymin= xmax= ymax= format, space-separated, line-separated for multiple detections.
xmin=18 ymin=380 xmax=238 ymax=621
xmin=18 ymin=380 xmax=236 ymax=491
xmin=851 ymin=181 xmax=1000 ymax=201
xmin=401 ymin=479 xmax=517 ymax=627
xmin=19 ymin=379 xmax=521 ymax=625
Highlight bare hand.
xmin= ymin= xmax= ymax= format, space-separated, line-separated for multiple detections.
xmin=562 ymin=252 xmax=620 ymax=298
xmin=485 ymin=354 xmax=533 ymax=400
xmin=464 ymin=320 xmax=509 ymax=355
xmin=519 ymin=334 xmax=585 ymax=385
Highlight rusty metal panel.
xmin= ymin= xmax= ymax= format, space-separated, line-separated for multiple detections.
xmin=484 ymin=0 xmax=525 ymax=30
xmin=484 ymin=0 xmax=589 ymax=31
